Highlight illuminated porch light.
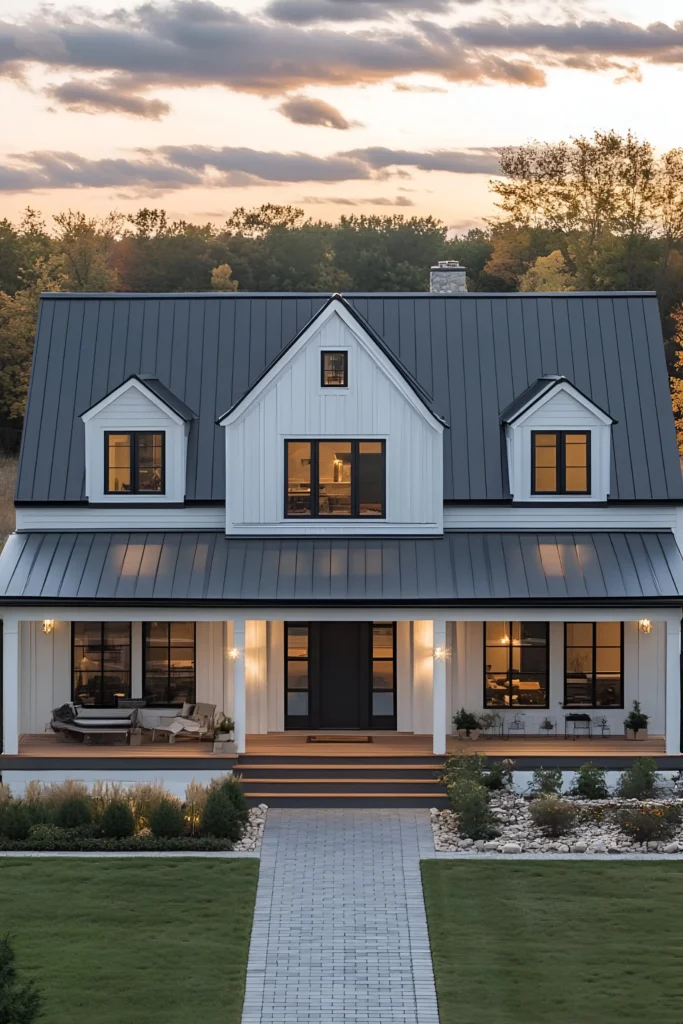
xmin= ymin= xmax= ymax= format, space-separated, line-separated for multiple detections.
xmin=639 ymin=619 xmax=653 ymax=634
xmin=433 ymin=645 xmax=449 ymax=661
xmin=42 ymin=619 xmax=54 ymax=634
xmin=228 ymin=647 xmax=242 ymax=660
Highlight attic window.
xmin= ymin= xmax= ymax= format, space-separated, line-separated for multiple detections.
xmin=105 ymin=432 xmax=165 ymax=495
xmin=532 ymin=431 xmax=590 ymax=495
xmin=321 ymin=351 xmax=348 ymax=387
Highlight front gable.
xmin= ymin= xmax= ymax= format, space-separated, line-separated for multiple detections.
xmin=220 ymin=298 xmax=444 ymax=535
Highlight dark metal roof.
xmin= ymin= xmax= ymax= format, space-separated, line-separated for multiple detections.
xmin=500 ymin=375 xmax=616 ymax=425
xmin=1 ymin=531 xmax=681 ymax=605
xmin=17 ymin=292 xmax=683 ymax=503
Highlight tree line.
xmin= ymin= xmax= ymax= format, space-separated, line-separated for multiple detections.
xmin=1 ymin=130 xmax=683 ymax=446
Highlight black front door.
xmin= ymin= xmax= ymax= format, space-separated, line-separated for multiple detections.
xmin=284 ymin=622 xmax=397 ymax=731
xmin=318 ymin=622 xmax=366 ymax=729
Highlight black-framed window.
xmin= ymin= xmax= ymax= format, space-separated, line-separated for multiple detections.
xmin=321 ymin=351 xmax=348 ymax=387
xmin=564 ymin=622 xmax=623 ymax=708
xmin=285 ymin=624 xmax=309 ymax=721
xmin=484 ymin=622 xmax=549 ymax=708
xmin=72 ymin=622 xmax=131 ymax=707
xmin=105 ymin=432 xmax=165 ymax=494
xmin=285 ymin=439 xmax=385 ymax=518
xmin=143 ymin=622 xmax=196 ymax=705
xmin=371 ymin=622 xmax=396 ymax=720
xmin=532 ymin=431 xmax=590 ymax=495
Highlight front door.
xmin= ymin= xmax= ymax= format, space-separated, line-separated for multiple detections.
xmin=284 ymin=622 xmax=397 ymax=731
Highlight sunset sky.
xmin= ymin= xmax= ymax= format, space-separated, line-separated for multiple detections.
xmin=1 ymin=0 xmax=683 ymax=231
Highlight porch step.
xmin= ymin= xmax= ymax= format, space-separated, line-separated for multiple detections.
xmin=235 ymin=754 xmax=448 ymax=807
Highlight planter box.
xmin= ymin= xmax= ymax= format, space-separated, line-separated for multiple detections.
xmin=213 ymin=738 xmax=237 ymax=754
xmin=129 ymin=731 xmax=142 ymax=747
xmin=625 ymin=729 xmax=648 ymax=741
xmin=468 ymin=730 xmax=481 ymax=741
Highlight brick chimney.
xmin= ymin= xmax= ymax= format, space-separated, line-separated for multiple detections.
xmin=429 ymin=260 xmax=467 ymax=294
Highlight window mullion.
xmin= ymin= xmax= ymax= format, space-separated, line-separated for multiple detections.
xmin=131 ymin=433 xmax=138 ymax=495
xmin=312 ymin=441 xmax=319 ymax=517
xmin=352 ymin=441 xmax=358 ymax=517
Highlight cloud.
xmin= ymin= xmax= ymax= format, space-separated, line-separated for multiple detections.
xmin=46 ymin=79 xmax=170 ymax=119
xmin=0 ymin=143 xmax=503 ymax=193
xmin=0 ymin=1 xmax=548 ymax=100
xmin=343 ymin=146 xmax=501 ymax=174
xmin=393 ymin=82 xmax=448 ymax=93
xmin=277 ymin=95 xmax=360 ymax=129
xmin=265 ymin=0 xmax=454 ymax=25
xmin=302 ymin=195 xmax=415 ymax=206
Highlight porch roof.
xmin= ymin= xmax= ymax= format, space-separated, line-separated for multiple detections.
xmin=1 ymin=531 xmax=682 ymax=607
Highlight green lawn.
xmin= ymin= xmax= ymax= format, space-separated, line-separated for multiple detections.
xmin=422 ymin=861 xmax=683 ymax=1024
xmin=0 ymin=858 xmax=259 ymax=1024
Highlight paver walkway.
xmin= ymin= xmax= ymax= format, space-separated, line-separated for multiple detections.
xmin=241 ymin=808 xmax=440 ymax=1024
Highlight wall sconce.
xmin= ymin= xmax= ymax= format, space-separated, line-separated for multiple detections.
xmin=639 ymin=619 xmax=652 ymax=634
xmin=433 ymin=645 xmax=449 ymax=661
xmin=42 ymin=620 xmax=54 ymax=634
xmin=228 ymin=647 xmax=242 ymax=660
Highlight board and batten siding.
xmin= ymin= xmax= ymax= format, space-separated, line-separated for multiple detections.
xmin=83 ymin=385 xmax=188 ymax=504
xmin=223 ymin=309 xmax=444 ymax=535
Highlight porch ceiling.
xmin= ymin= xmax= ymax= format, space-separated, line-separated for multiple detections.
xmin=0 ymin=531 xmax=682 ymax=606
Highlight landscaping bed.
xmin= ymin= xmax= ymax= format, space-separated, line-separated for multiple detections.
xmin=433 ymin=754 xmax=683 ymax=854
xmin=0 ymin=776 xmax=266 ymax=852
xmin=422 ymin=860 xmax=683 ymax=1024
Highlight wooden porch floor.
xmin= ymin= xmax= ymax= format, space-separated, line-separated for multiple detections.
xmin=11 ymin=730 xmax=668 ymax=760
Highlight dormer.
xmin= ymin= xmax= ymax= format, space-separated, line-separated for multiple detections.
xmin=217 ymin=296 xmax=446 ymax=535
xmin=501 ymin=376 xmax=615 ymax=503
xmin=80 ymin=375 xmax=195 ymax=504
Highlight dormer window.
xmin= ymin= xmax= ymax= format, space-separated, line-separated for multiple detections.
xmin=531 ymin=431 xmax=590 ymax=496
xmin=321 ymin=351 xmax=348 ymax=387
xmin=105 ymin=432 xmax=165 ymax=495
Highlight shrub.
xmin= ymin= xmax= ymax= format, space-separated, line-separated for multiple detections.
xmin=100 ymin=799 xmax=135 ymax=839
xmin=529 ymin=796 xmax=577 ymax=837
xmin=90 ymin=780 xmax=126 ymax=820
xmin=617 ymin=757 xmax=660 ymax=799
xmin=453 ymin=708 xmax=481 ymax=735
xmin=0 ymin=802 xmax=34 ymax=841
xmin=55 ymin=795 xmax=93 ymax=830
xmin=530 ymin=767 xmax=563 ymax=796
xmin=128 ymin=781 xmax=168 ymax=830
xmin=0 ymin=936 xmax=42 ymax=1024
xmin=0 ymin=782 xmax=11 ymax=804
xmin=440 ymin=753 xmax=487 ymax=789
xmin=27 ymin=823 xmax=65 ymax=850
xmin=571 ymin=762 xmax=609 ymax=800
xmin=482 ymin=759 xmax=515 ymax=792
xmin=216 ymin=777 xmax=249 ymax=825
xmin=200 ymin=789 xmax=242 ymax=842
xmin=448 ymin=778 xmax=499 ymax=841
xmin=624 ymin=700 xmax=649 ymax=736
xmin=150 ymin=798 xmax=185 ymax=839
xmin=615 ymin=804 xmax=682 ymax=843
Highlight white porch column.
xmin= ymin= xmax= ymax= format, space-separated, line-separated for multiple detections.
xmin=232 ymin=617 xmax=247 ymax=754
xmin=432 ymin=616 xmax=448 ymax=756
xmin=665 ymin=617 xmax=681 ymax=755
xmin=2 ymin=617 xmax=19 ymax=755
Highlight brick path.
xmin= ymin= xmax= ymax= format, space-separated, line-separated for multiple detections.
xmin=241 ymin=809 xmax=440 ymax=1024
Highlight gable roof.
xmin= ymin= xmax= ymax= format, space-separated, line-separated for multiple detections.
xmin=500 ymin=375 xmax=617 ymax=425
xmin=218 ymin=294 xmax=447 ymax=425
xmin=80 ymin=374 xmax=196 ymax=422
xmin=16 ymin=291 xmax=683 ymax=503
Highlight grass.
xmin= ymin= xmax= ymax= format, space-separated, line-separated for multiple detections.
xmin=421 ymin=861 xmax=683 ymax=1024
xmin=0 ymin=858 xmax=259 ymax=1024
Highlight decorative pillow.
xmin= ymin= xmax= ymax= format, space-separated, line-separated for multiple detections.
xmin=181 ymin=702 xmax=196 ymax=719
xmin=52 ymin=703 xmax=76 ymax=724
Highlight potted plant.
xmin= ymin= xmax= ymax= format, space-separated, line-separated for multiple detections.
xmin=624 ymin=700 xmax=649 ymax=740
xmin=452 ymin=708 xmax=481 ymax=740
xmin=213 ymin=714 xmax=236 ymax=753
xmin=539 ymin=717 xmax=555 ymax=737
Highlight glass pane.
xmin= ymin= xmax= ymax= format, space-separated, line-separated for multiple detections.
xmin=287 ymin=625 xmax=309 ymax=658
xmin=520 ymin=622 xmax=548 ymax=646
xmin=288 ymin=691 xmax=309 ymax=716
xmin=359 ymin=442 xmax=384 ymax=517
xmin=518 ymin=646 xmax=546 ymax=675
xmin=565 ymin=675 xmax=593 ymax=706
xmin=168 ymin=673 xmax=195 ymax=705
xmin=372 ymin=623 xmax=393 ymax=658
xmin=485 ymin=674 xmax=510 ymax=708
xmin=373 ymin=692 xmax=394 ymax=717
xmin=147 ymin=622 xmax=169 ymax=645
xmin=534 ymin=446 xmax=557 ymax=468
xmin=74 ymin=622 xmax=102 ymax=646
xmin=486 ymin=622 xmax=510 ymax=646
xmin=322 ymin=351 xmax=347 ymax=386
xmin=170 ymin=621 xmax=195 ymax=645
xmin=534 ymin=467 xmax=557 ymax=492
xmin=596 ymin=675 xmax=622 ymax=707
xmin=596 ymin=647 xmax=622 ymax=673
xmin=170 ymin=646 xmax=195 ymax=669
xmin=372 ymin=661 xmax=394 ymax=690
xmin=566 ymin=646 xmax=594 ymax=675
xmin=318 ymin=442 xmax=351 ymax=516
xmin=73 ymin=673 xmax=100 ymax=705
xmin=564 ymin=434 xmax=587 ymax=464
xmin=104 ymin=622 xmax=130 ymax=646
xmin=108 ymin=434 xmax=131 ymax=492
xmin=144 ymin=674 xmax=168 ymax=704
xmin=597 ymin=622 xmax=621 ymax=646
xmin=287 ymin=661 xmax=309 ymax=690
xmin=286 ymin=441 xmax=311 ymax=516
xmin=513 ymin=674 xmax=547 ymax=706
xmin=146 ymin=646 xmax=170 ymax=668
xmin=102 ymin=673 xmax=130 ymax=705
xmin=74 ymin=647 xmax=102 ymax=672
xmin=485 ymin=647 xmax=509 ymax=674
xmin=566 ymin=622 xmax=593 ymax=647
xmin=565 ymin=466 xmax=588 ymax=492
xmin=103 ymin=646 xmax=130 ymax=672
xmin=136 ymin=433 xmax=164 ymax=493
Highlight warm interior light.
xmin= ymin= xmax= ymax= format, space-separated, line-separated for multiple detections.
xmin=42 ymin=619 xmax=54 ymax=634
xmin=501 ymin=634 xmax=510 ymax=645
xmin=228 ymin=647 xmax=241 ymax=660
xmin=639 ymin=619 xmax=653 ymax=634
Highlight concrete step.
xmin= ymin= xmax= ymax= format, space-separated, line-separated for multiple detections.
xmin=241 ymin=777 xmax=444 ymax=794
xmin=237 ymin=765 xmax=442 ymax=780
xmin=246 ymin=791 xmax=449 ymax=808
